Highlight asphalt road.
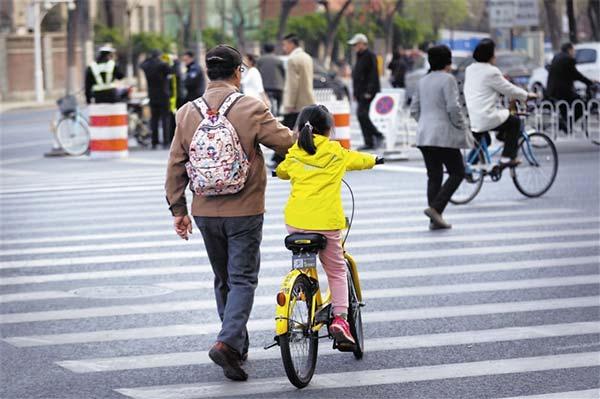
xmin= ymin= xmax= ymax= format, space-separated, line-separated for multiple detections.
xmin=0 ymin=107 xmax=599 ymax=399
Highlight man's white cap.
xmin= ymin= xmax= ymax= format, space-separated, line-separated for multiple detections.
xmin=98 ymin=44 xmax=116 ymax=53
xmin=348 ymin=33 xmax=368 ymax=45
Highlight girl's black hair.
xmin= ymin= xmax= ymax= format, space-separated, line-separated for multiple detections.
xmin=296 ymin=104 xmax=333 ymax=155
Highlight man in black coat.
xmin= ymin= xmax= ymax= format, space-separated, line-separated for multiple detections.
xmin=547 ymin=42 xmax=595 ymax=131
xmin=181 ymin=50 xmax=206 ymax=103
xmin=349 ymin=33 xmax=384 ymax=150
xmin=140 ymin=50 xmax=172 ymax=149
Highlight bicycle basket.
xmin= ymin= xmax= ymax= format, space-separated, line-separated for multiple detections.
xmin=57 ymin=95 xmax=78 ymax=115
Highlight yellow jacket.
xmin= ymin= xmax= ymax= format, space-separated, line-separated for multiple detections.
xmin=276 ymin=135 xmax=376 ymax=230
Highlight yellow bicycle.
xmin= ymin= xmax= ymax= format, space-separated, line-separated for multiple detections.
xmin=265 ymin=180 xmax=365 ymax=388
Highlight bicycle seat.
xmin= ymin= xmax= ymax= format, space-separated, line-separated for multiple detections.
xmin=284 ymin=233 xmax=327 ymax=253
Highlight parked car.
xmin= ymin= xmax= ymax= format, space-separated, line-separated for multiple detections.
xmin=527 ymin=42 xmax=600 ymax=101
xmin=453 ymin=51 xmax=538 ymax=89
xmin=404 ymin=50 xmax=471 ymax=104
xmin=278 ymin=56 xmax=349 ymax=100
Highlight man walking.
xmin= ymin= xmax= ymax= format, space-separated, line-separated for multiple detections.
xmin=547 ymin=42 xmax=596 ymax=132
xmin=165 ymin=45 xmax=294 ymax=381
xmin=140 ymin=50 xmax=172 ymax=149
xmin=349 ymin=33 xmax=384 ymax=150
xmin=256 ymin=42 xmax=285 ymax=116
xmin=181 ymin=50 xmax=206 ymax=103
xmin=271 ymin=33 xmax=315 ymax=167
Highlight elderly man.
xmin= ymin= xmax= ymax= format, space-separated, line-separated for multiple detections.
xmin=165 ymin=45 xmax=294 ymax=381
xmin=349 ymin=33 xmax=384 ymax=150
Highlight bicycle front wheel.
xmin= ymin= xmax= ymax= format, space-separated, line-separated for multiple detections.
xmin=56 ymin=115 xmax=90 ymax=156
xmin=346 ymin=262 xmax=364 ymax=359
xmin=279 ymin=275 xmax=318 ymax=389
xmin=512 ymin=132 xmax=558 ymax=198
xmin=450 ymin=149 xmax=485 ymax=205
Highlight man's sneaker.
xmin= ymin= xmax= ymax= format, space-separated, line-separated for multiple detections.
xmin=208 ymin=341 xmax=248 ymax=381
xmin=329 ymin=316 xmax=355 ymax=344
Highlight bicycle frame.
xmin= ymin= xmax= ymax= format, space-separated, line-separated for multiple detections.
xmin=466 ymin=118 xmax=542 ymax=172
xmin=275 ymin=250 xmax=361 ymax=336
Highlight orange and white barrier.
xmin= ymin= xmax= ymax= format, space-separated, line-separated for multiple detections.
xmin=330 ymin=99 xmax=351 ymax=149
xmin=88 ymin=103 xmax=128 ymax=159
xmin=315 ymin=89 xmax=352 ymax=149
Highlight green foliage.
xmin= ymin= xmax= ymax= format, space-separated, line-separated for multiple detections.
xmin=250 ymin=19 xmax=278 ymax=43
xmin=93 ymin=23 xmax=125 ymax=49
xmin=404 ymin=0 xmax=468 ymax=35
xmin=201 ymin=28 xmax=234 ymax=51
xmin=393 ymin=15 xmax=436 ymax=48
xmin=131 ymin=32 xmax=174 ymax=58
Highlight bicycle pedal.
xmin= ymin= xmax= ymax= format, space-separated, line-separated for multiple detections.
xmin=334 ymin=341 xmax=357 ymax=352
xmin=359 ymin=302 xmax=366 ymax=307
xmin=263 ymin=336 xmax=279 ymax=350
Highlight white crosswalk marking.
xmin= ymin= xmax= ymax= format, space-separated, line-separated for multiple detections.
xmin=4 ymin=296 xmax=598 ymax=346
xmin=1 ymin=162 xmax=599 ymax=399
xmin=114 ymin=352 xmax=600 ymax=399
xmin=56 ymin=321 xmax=600 ymax=373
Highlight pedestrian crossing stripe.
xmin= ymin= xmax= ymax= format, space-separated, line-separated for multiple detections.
xmin=55 ymin=321 xmax=600 ymax=373
xmin=501 ymin=389 xmax=600 ymax=398
xmin=1 ymin=238 xmax=597 ymax=270
xmin=1 ymin=255 xmax=596 ymax=287
xmin=0 ymin=208 xmax=581 ymax=235
xmin=2 ymin=216 xmax=596 ymax=246
xmin=3 ymin=296 xmax=598 ymax=347
xmin=1 ymin=275 xmax=597 ymax=324
xmin=2 ymin=225 xmax=597 ymax=257
xmin=113 ymin=352 xmax=600 ymax=399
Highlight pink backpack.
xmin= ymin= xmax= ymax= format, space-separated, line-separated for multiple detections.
xmin=186 ymin=92 xmax=251 ymax=196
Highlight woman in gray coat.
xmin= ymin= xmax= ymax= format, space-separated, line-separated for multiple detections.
xmin=410 ymin=45 xmax=473 ymax=230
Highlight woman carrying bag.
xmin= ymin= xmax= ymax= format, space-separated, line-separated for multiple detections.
xmin=410 ymin=45 xmax=474 ymax=230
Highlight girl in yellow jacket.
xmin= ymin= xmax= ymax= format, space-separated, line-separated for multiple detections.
xmin=276 ymin=104 xmax=377 ymax=344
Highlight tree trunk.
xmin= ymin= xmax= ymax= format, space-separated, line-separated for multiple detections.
xmin=76 ymin=0 xmax=90 ymax=84
xmin=589 ymin=0 xmax=600 ymax=41
xmin=66 ymin=6 xmax=77 ymax=94
xmin=276 ymin=0 xmax=298 ymax=44
xmin=543 ymin=0 xmax=561 ymax=51
xmin=566 ymin=0 xmax=577 ymax=43
xmin=322 ymin=0 xmax=352 ymax=69
xmin=384 ymin=0 xmax=403 ymax=59
xmin=103 ymin=0 xmax=113 ymax=28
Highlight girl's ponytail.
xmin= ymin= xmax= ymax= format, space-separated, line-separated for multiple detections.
xmin=298 ymin=121 xmax=317 ymax=155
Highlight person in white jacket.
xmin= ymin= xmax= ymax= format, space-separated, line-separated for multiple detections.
xmin=463 ymin=39 xmax=537 ymax=166
xmin=241 ymin=54 xmax=269 ymax=107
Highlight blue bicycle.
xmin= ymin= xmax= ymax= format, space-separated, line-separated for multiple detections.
xmin=451 ymin=112 xmax=558 ymax=205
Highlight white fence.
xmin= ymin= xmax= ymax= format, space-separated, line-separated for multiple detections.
xmin=521 ymin=100 xmax=600 ymax=142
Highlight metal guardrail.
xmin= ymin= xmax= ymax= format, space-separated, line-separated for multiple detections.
xmin=524 ymin=99 xmax=600 ymax=142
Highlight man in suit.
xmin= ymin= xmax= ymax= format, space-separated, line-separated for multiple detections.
xmin=547 ymin=42 xmax=596 ymax=131
xmin=349 ymin=33 xmax=384 ymax=150
xmin=256 ymin=43 xmax=285 ymax=116
xmin=270 ymin=33 xmax=315 ymax=167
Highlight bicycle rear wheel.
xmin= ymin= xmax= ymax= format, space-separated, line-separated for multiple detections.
xmin=56 ymin=114 xmax=90 ymax=156
xmin=450 ymin=149 xmax=485 ymax=205
xmin=512 ymin=132 xmax=558 ymax=198
xmin=346 ymin=262 xmax=364 ymax=359
xmin=279 ymin=275 xmax=318 ymax=389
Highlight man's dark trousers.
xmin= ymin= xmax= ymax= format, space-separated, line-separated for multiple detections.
xmin=193 ymin=214 xmax=263 ymax=356
xmin=357 ymin=98 xmax=383 ymax=147
xmin=150 ymin=104 xmax=171 ymax=147
xmin=271 ymin=112 xmax=298 ymax=165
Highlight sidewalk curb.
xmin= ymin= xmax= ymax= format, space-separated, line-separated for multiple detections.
xmin=1 ymin=101 xmax=56 ymax=114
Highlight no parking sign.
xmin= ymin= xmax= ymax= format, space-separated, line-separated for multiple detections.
xmin=369 ymin=89 xmax=404 ymax=152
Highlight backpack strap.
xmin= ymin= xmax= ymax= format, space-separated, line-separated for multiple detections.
xmin=218 ymin=92 xmax=244 ymax=117
xmin=192 ymin=97 xmax=210 ymax=118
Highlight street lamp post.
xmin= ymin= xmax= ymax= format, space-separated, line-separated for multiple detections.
xmin=31 ymin=0 xmax=76 ymax=103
